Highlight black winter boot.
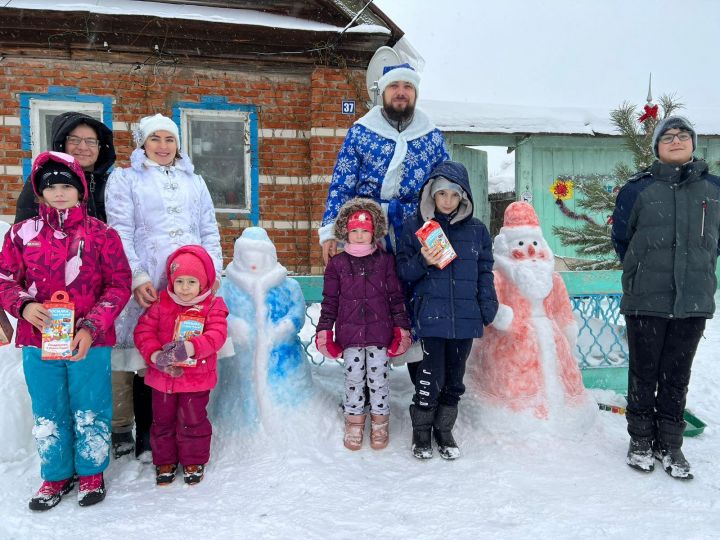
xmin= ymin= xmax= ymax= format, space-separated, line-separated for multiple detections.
xmin=626 ymin=437 xmax=654 ymax=473
xmin=653 ymin=446 xmax=693 ymax=480
xmin=433 ymin=404 xmax=460 ymax=460
xmin=111 ymin=431 xmax=135 ymax=459
xmin=655 ymin=418 xmax=692 ymax=480
xmin=409 ymin=405 xmax=435 ymax=459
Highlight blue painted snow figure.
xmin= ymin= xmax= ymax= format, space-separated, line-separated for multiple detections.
xmin=211 ymin=227 xmax=313 ymax=432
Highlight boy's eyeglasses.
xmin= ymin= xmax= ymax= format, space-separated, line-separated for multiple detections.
xmin=65 ymin=136 xmax=99 ymax=148
xmin=659 ymin=132 xmax=691 ymax=144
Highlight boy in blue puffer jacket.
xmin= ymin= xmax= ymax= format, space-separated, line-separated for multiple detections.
xmin=396 ymin=160 xmax=498 ymax=460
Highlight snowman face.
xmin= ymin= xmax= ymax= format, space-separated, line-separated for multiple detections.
xmin=240 ymin=249 xmax=275 ymax=273
xmin=505 ymin=232 xmax=550 ymax=262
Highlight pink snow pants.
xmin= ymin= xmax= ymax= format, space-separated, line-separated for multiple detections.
xmin=150 ymin=389 xmax=212 ymax=466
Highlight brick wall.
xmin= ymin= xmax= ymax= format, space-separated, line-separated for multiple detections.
xmin=0 ymin=59 xmax=369 ymax=274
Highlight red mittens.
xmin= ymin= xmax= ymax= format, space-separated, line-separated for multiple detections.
xmin=387 ymin=327 xmax=411 ymax=357
xmin=315 ymin=329 xmax=342 ymax=359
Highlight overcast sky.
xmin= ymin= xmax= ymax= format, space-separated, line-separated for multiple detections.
xmin=374 ymin=0 xmax=720 ymax=113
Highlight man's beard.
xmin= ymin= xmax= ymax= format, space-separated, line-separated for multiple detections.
xmin=496 ymin=254 xmax=554 ymax=301
xmin=383 ymin=101 xmax=415 ymax=124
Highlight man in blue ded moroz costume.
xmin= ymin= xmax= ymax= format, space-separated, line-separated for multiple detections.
xmin=319 ymin=63 xmax=449 ymax=262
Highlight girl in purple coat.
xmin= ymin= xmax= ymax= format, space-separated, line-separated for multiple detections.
xmin=0 ymin=151 xmax=131 ymax=511
xmin=315 ymin=198 xmax=411 ymax=451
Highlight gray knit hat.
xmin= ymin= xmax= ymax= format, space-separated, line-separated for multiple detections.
xmin=429 ymin=176 xmax=465 ymax=198
xmin=652 ymin=115 xmax=697 ymax=158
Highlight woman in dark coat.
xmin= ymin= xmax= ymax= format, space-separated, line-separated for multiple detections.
xmin=14 ymin=111 xmax=115 ymax=223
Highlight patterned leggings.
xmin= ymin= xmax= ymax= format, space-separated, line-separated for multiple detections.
xmin=343 ymin=346 xmax=389 ymax=415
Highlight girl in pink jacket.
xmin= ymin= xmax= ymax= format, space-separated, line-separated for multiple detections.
xmin=134 ymin=245 xmax=228 ymax=486
xmin=0 ymin=151 xmax=131 ymax=511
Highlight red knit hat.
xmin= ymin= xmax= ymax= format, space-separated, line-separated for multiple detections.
xmin=348 ymin=210 xmax=374 ymax=233
xmin=169 ymin=252 xmax=208 ymax=290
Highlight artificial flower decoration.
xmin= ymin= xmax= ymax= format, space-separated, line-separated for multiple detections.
xmin=550 ymin=178 xmax=574 ymax=200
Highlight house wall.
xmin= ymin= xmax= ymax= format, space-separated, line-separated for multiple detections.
xmin=516 ymin=134 xmax=720 ymax=260
xmin=0 ymin=58 xmax=368 ymax=274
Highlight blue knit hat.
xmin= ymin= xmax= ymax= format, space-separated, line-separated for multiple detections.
xmin=377 ymin=63 xmax=420 ymax=95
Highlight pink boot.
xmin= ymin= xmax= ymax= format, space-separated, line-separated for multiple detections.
xmin=370 ymin=414 xmax=389 ymax=450
xmin=78 ymin=473 xmax=106 ymax=507
xmin=343 ymin=414 xmax=366 ymax=451
xmin=28 ymin=477 xmax=75 ymax=511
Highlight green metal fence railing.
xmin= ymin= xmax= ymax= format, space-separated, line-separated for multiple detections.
xmin=294 ymin=270 xmax=629 ymax=390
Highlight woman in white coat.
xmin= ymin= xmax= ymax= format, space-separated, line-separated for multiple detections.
xmin=105 ymin=114 xmax=223 ymax=460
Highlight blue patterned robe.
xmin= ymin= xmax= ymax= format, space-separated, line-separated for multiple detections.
xmin=319 ymin=106 xmax=448 ymax=248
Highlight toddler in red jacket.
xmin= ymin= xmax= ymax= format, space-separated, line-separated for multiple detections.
xmin=315 ymin=198 xmax=411 ymax=451
xmin=134 ymin=245 xmax=228 ymax=486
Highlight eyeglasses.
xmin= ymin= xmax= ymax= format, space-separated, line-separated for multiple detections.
xmin=65 ymin=136 xmax=99 ymax=148
xmin=659 ymin=132 xmax=691 ymax=144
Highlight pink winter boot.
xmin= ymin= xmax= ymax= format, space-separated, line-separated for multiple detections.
xmin=343 ymin=414 xmax=366 ymax=451
xmin=28 ymin=477 xmax=75 ymax=511
xmin=370 ymin=414 xmax=389 ymax=450
xmin=78 ymin=473 xmax=106 ymax=507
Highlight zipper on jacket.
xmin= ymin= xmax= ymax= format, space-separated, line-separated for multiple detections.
xmin=701 ymin=200 xmax=707 ymax=237
xmin=448 ymin=225 xmax=456 ymax=336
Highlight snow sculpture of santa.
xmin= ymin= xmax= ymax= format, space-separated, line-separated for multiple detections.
xmin=469 ymin=202 xmax=596 ymax=432
xmin=210 ymin=227 xmax=313 ymax=432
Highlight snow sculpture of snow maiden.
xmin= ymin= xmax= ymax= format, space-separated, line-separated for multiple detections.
xmin=468 ymin=202 xmax=596 ymax=433
xmin=210 ymin=227 xmax=314 ymax=433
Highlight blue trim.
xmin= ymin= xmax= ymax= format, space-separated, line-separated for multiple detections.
xmin=18 ymin=87 xmax=113 ymax=180
xmin=172 ymin=97 xmax=260 ymax=225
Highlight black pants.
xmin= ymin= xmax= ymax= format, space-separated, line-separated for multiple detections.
xmin=412 ymin=337 xmax=473 ymax=409
xmin=625 ymin=315 xmax=705 ymax=448
xmin=407 ymin=360 xmax=420 ymax=385
xmin=133 ymin=374 xmax=153 ymax=453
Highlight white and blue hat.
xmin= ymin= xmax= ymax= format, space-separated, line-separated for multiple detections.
xmin=377 ymin=63 xmax=421 ymax=95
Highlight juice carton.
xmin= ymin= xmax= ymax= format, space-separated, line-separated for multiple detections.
xmin=415 ymin=220 xmax=457 ymax=269
xmin=41 ymin=291 xmax=75 ymax=360
xmin=171 ymin=309 xmax=205 ymax=367
xmin=0 ymin=309 xmax=13 ymax=346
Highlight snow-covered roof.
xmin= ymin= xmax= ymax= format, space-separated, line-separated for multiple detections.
xmin=3 ymin=0 xmax=391 ymax=33
xmin=422 ymin=99 xmax=720 ymax=136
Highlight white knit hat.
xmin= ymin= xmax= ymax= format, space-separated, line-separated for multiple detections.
xmin=134 ymin=114 xmax=180 ymax=147
xmin=377 ymin=63 xmax=421 ymax=96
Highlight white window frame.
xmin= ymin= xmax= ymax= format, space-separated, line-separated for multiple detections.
xmin=179 ymin=108 xmax=252 ymax=214
xmin=28 ymin=100 xmax=104 ymax=159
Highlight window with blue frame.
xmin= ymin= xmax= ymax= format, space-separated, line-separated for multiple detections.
xmin=176 ymin=101 xmax=258 ymax=219
xmin=30 ymin=100 xmax=104 ymax=156
xmin=19 ymin=89 xmax=112 ymax=179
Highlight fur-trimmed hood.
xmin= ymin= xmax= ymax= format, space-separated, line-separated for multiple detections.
xmin=333 ymin=198 xmax=387 ymax=243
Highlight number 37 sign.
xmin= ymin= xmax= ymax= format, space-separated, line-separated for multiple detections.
xmin=341 ymin=100 xmax=356 ymax=115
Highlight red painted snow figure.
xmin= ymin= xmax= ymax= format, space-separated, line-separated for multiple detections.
xmin=468 ymin=202 xmax=596 ymax=433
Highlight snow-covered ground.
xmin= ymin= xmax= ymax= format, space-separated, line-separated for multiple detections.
xmin=1 ymin=294 xmax=719 ymax=539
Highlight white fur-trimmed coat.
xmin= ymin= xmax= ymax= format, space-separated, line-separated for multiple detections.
xmin=105 ymin=148 xmax=223 ymax=371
